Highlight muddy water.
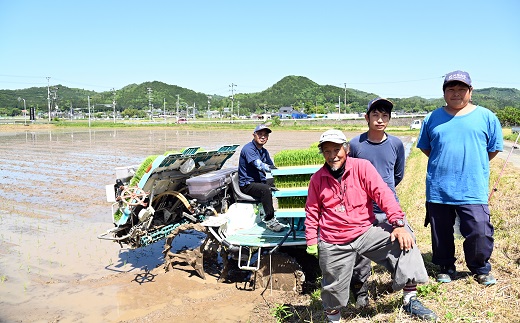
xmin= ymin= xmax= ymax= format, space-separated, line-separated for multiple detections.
xmin=0 ymin=128 xmax=412 ymax=322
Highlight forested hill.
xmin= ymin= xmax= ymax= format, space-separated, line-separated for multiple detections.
xmin=1 ymin=75 xmax=519 ymax=117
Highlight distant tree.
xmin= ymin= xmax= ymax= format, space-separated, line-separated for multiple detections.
xmin=496 ymin=106 xmax=520 ymax=126
xmin=121 ymin=108 xmax=140 ymax=118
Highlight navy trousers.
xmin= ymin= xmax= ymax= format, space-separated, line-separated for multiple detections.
xmin=240 ymin=182 xmax=274 ymax=221
xmin=426 ymin=202 xmax=494 ymax=275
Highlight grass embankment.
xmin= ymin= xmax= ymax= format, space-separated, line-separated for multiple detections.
xmin=396 ymin=148 xmax=520 ymax=322
xmin=267 ymin=147 xmax=520 ymax=323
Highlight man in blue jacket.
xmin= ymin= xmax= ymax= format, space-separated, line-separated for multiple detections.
xmin=238 ymin=124 xmax=285 ymax=232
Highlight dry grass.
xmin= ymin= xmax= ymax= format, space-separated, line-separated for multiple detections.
xmin=258 ymin=146 xmax=520 ymax=323
xmin=396 ymin=148 xmax=520 ymax=322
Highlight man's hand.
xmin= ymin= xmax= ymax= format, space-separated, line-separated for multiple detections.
xmin=390 ymin=227 xmax=414 ymax=251
xmin=306 ymin=244 xmax=318 ymax=258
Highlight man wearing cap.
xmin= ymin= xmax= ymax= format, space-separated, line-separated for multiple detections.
xmin=238 ymin=124 xmax=285 ymax=232
xmin=348 ymin=97 xmax=406 ymax=308
xmin=417 ymin=70 xmax=503 ymax=285
xmin=305 ymin=129 xmax=437 ymax=322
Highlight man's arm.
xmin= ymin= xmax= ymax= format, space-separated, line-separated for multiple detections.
xmin=489 ymin=151 xmax=499 ymax=161
xmin=253 ymin=159 xmax=272 ymax=172
xmin=394 ymin=141 xmax=406 ymax=186
xmin=304 ymin=177 xmax=321 ymax=246
xmin=420 ymin=148 xmax=430 ymax=157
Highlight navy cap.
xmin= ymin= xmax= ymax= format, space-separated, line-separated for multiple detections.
xmin=254 ymin=124 xmax=272 ymax=133
xmin=443 ymin=70 xmax=472 ymax=90
xmin=367 ymin=97 xmax=393 ymax=113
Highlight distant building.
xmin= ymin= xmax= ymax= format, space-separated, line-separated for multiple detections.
xmin=276 ymin=106 xmax=307 ymax=119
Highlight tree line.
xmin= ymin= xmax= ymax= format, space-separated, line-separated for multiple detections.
xmin=1 ymin=76 xmax=519 ymax=125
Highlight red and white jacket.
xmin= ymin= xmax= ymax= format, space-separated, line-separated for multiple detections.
xmin=305 ymin=157 xmax=405 ymax=246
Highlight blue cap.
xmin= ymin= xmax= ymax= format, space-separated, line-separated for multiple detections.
xmin=443 ymin=70 xmax=472 ymax=90
xmin=367 ymin=97 xmax=393 ymax=113
xmin=254 ymin=124 xmax=272 ymax=133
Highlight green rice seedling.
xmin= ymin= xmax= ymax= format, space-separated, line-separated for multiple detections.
xmin=278 ymin=197 xmax=307 ymax=209
xmin=275 ymin=174 xmax=313 ymax=188
xmin=129 ymin=155 xmax=159 ymax=187
xmin=272 ymin=145 xmax=322 ymax=214
xmin=273 ymin=146 xmax=322 ymax=167
xmin=113 ymin=209 xmax=123 ymax=222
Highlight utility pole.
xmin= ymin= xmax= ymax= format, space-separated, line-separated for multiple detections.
xmin=163 ymin=98 xmax=167 ymax=123
xmin=46 ymin=77 xmax=51 ymax=122
xmin=229 ymin=83 xmax=236 ymax=119
xmin=338 ymin=96 xmax=341 ymax=118
xmin=50 ymin=87 xmax=58 ymax=118
xmin=147 ymin=87 xmax=153 ymax=121
xmin=87 ymin=96 xmax=91 ymax=128
xmin=176 ymin=94 xmax=180 ymax=118
xmin=18 ymin=97 xmax=27 ymax=126
xmin=207 ymin=95 xmax=211 ymax=119
xmin=237 ymin=101 xmax=240 ymax=118
xmin=111 ymin=88 xmax=116 ymax=124
xmin=344 ymin=83 xmax=347 ymax=107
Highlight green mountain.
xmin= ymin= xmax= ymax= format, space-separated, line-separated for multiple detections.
xmin=1 ymin=75 xmax=519 ymax=117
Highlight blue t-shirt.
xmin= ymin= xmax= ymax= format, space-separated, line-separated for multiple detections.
xmin=417 ymin=105 xmax=503 ymax=204
xmin=349 ymin=133 xmax=405 ymax=213
xmin=238 ymin=140 xmax=274 ymax=186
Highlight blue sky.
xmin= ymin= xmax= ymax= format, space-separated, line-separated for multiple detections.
xmin=1 ymin=0 xmax=518 ymax=99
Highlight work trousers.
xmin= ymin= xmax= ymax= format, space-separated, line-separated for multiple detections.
xmin=350 ymin=212 xmax=390 ymax=289
xmin=319 ymin=223 xmax=428 ymax=312
xmin=426 ymin=202 xmax=494 ymax=275
xmin=240 ymin=182 xmax=274 ymax=221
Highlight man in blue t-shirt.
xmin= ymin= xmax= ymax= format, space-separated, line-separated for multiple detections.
xmin=238 ymin=124 xmax=285 ymax=232
xmin=417 ymin=70 xmax=503 ymax=286
xmin=348 ymin=97 xmax=406 ymax=308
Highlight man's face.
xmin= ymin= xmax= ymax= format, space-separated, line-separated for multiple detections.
xmin=444 ymin=83 xmax=472 ymax=110
xmin=253 ymin=130 xmax=270 ymax=146
xmin=365 ymin=108 xmax=390 ymax=131
xmin=321 ymin=141 xmax=348 ymax=171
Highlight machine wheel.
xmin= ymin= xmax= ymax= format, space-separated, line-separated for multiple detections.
xmin=118 ymin=186 xmax=149 ymax=206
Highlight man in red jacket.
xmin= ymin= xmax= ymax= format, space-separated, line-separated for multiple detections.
xmin=305 ymin=129 xmax=436 ymax=322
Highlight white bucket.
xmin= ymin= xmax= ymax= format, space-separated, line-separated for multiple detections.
xmin=224 ymin=203 xmax=260 ymax=235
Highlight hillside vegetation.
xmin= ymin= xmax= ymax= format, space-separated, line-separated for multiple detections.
xmin=1 ymin=76 xmax=520 ymax=124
